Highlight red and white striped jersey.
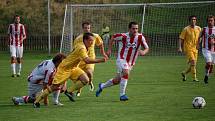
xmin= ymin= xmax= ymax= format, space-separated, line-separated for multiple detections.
xmin=27 ymin=60 xmax=56 ymax=85
xmin=202 ymin=26 xmax=215 ymax=52
xmin=8 ymin=23 xmax=26 ymax=47
xmin=113 ymin=32 xmax=149 ymax=66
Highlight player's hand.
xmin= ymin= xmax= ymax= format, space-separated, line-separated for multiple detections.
xmin=138 ymin=50 xmax=146 ymax=56
xmin=103 ymin=53 xmax=109 ymax=60
xmin=106 ymin=49 xmax=112 ymax=57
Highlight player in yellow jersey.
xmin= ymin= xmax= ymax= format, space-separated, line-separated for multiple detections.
xmin=72 ymin=22 xmax=108 ymax=96
xmin=33 ymin=33 xmax=107 ymax=108
xmin=178 ymin=15 xmax=201 ymax=82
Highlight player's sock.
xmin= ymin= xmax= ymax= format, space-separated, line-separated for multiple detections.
xmin=52 ymin=90 xmax=60 ymax=104
xmin=184 ymin=66 xmax=191 ymax=74
xmin=34 ymin=88 xmax=52 ymax=103
xmin=205 ymin=64 xmax=210 ymax=76
xmin=100 ymin=78 xmax=114 ymax=89
xmin=120 ymin=77 xmax=128 ymax=97
xmin=11 ymin=63 xmax=16 ymax=75
xmin=68 ymin=81 xmax=85 ymax=93
xmin=17 ymin=63 xmax=22 ymax=75
xmin=191 ymin=65 xmax=198 ymax=81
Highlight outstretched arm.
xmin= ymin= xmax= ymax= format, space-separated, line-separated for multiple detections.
xmin=106 ymin=36 xmax=115 ymax=57
xmin=83 ymin=57 xmax=107 ymax=64
xmin=178 ymin=38 xmax=184 ymax=52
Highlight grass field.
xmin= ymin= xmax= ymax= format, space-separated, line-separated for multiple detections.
xmin=0 ymin=51 xmax=215 ymax=121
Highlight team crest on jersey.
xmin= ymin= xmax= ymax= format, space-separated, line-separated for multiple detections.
xmin=126 ymin=42 xmax=137 ymax=48
xmin=207 ymin=34 xmax=215 ymax=39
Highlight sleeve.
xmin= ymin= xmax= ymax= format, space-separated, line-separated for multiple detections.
xmin=44 ymin=69 xmax=55 ymax=85
xmin=113 ymin=33 xmax=123 ymax=41
xmin=179 ymin=28 xmax=186 ymax=40
xmin=79 ymin=48 xmax=88 ymax=60
xmin=94 ymin=34 xmax=103 ymax=46
xmin=140 ymin=35 xmax=149 ymax=49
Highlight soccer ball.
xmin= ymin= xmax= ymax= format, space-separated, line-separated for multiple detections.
xmin=192 ymin=97 xmax=206 ymax=109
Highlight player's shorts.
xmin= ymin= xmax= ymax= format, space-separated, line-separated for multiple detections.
xmin=184 ymin=49 xmax=198 ymax=62
xmin=116 ymin=59 xmax=133 ymax=76
xmin=78 ymin=61 xmax=95 ymax=72
xmin=10 ymin=45 xmax=23 ymax=58
xmin=28 ymin=82 xmax=43 ymax=99
xmin=53 ymin=67 xmax=85 ymax=85
xmin=202 ymin=48 xmax=215 ymax=63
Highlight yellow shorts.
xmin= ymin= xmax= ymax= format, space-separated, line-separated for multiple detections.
xmin=185 ymin=50 xmax=198 ymax=62
xmin=53 ymin=67 xmax=85 ymax=85
xmin=78 ymin=60 xmax=95 ymax=72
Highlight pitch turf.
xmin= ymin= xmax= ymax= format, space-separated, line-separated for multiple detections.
xmin=0 ymin=51 xmax=215 ymax=121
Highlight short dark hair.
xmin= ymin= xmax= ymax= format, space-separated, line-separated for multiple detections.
xmin=14 ymin=14 xmax=20 ymax=20
xmin=83 ymin=32 xmax=94 ymax=40
xmin=189 ymin=15 xmax=197 ymax=21
xmin=207 ymin=15 xmax=215 ymax=22
xmin=52 ymin=53 xmax=66 ymax=65
xmin=82 ymin=22 xmax=90 ymax=28
xmin=128 ymin=21 xmax=138 ymax=29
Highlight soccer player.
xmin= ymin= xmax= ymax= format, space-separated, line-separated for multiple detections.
xmin=11 ymin=53 xmax=66 ymax=106
xmin=8 ymin=15 xmax=26 ymax=77
xmin=200 ymin=15 xmax=215 ymax=84
xmin=95 ymin=22 xmax=149 ymax=101
xmin=178 ymin=15 xmax=201 ymax=82
xmin=33 ymin=33 xmax=107 ymax=108
xmin=72 ymin=22 xmax=108 ymax=96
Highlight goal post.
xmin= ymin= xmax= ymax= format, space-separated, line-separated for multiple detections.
xmin=60 ymin=1 xmax=215 ymax=56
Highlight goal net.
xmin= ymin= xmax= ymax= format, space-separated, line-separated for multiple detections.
xmin=60 ymin=1 xmax=215 ymax=56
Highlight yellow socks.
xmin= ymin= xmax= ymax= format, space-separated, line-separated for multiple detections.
xmin=68 ymin=81 xmax=85 ymax=93
xmin=191 ymin=65 xmax=197 ymax=80
xmin=35 ymin=88 xmax=52 ymax=103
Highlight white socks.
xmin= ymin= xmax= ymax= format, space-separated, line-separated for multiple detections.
xmin=11 ymin=63 xmax=16 ymax=75
xmin=17 ymin=63 xmax=22 ymax=75
xmin=101 ymin=78 xmax=114 ymax=89
xmin=52 ymin=90 xmax=60 ymax=104
xmin=120 ymin=78 xmax=128 ymax=96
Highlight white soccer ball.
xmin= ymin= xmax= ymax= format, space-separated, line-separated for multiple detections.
xmin=192 ymin=97 xmax=206 ymax=109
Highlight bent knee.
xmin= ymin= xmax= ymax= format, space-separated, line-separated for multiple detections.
xmin=79 ymin=73 xmax=89 ymax=85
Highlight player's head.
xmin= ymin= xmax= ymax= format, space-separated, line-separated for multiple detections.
xmin=188 ymin=15 xmax=197 ymax=26
xmin=14 ymin=15 xmax=20 ymax=24
xmin=52 ymin=53 xmax=66 ymax=68
xmin=83 ymin=32 xmax=94 ymax=48
xmin=207 ymin=15 xmax=215 ymax=28
xmin=128 ymin=22 xmax=138 ymax=36
xmin=82 ymin=22 xmax=91 ymax=33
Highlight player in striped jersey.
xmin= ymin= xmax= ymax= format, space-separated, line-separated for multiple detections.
xmin=200 ymin=15 xmax=215 ymax=84
xmin=96 ymin=22 xmax=149 ymax=101
xmin=8 ymin=15 xmax=26 ymax=77
xmin=11 ymin=53 xmax=66 ymax=106
xmin=178 ymin=15 xmax=201 ymax=82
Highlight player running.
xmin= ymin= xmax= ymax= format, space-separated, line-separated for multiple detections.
xmin=33 ymin=33 xmax=107 ymax=108
xmin=200 ymin=15 xmax=215 ymax=84
xmin=70 ymin=22 xmax=108 ymax=96
xmin=95 ymin=22 xmax=149 ymax=101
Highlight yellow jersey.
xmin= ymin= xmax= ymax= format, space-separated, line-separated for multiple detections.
xmin=73 ymin=33 xmax=103 ymax=58
xmin=179 ymin=25 xmax=201 ymax=52
xmin=58 ymin=42 xmax=88 ymax=70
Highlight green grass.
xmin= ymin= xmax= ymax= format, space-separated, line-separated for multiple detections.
xmin=0 ymin=51 xmax=215 ymax=121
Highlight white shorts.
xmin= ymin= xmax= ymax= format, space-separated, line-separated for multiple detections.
xmin=116 ymin=59 xmax=133 ymax=75
xmin=202 ymin=48 xmax=215 ymax=63
xmin=10 ymin=45 xmax=23 ymax=58
xmin=28 ymin=82 xmax=43 ymax=99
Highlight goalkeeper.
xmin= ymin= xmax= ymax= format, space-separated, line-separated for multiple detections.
xmin=72 ymin=22 xmax=108 ymax=96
